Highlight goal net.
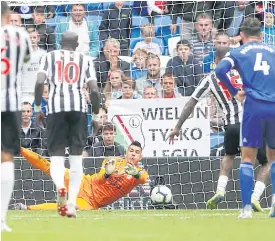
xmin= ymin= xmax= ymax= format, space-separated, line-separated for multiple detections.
xmin=9 ymin=0 xmax=274 ymax=210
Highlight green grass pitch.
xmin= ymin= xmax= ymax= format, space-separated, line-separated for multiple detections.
xmin=2 ymin=210 xmax=274 ymax=241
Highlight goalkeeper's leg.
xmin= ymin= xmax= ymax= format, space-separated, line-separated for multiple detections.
xmin=206 ymin=155 xmax=233 ymax=209
xmin=17 ymin=198 xmax=92 ymax=211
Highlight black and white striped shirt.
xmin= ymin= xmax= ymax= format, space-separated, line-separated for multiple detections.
xmin=1 ymin=25 xmax=32 ymax=112
xmin=192 ymin=72 xmax=243 ymax=125
xmin=38 ymin=50 xmax=97 ymax=114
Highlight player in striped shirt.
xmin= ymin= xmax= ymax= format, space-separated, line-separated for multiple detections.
xmin=17 ymin=141 xmax=148 ymax=211
xmin=167 ymin=47 xmax=269 ymax=212
xmin=215 ymin=18 xmax=275 ymax=218
xmin=34 ymin=31 xmax=101 ymax=218
xmin=1 ymin=1 xmax=32 ymax=232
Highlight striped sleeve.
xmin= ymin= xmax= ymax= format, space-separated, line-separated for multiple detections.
xmin=38 ymin=53 xmax=49 ymax=75
xmin=191 ymin=75 xmax=211 ymax=100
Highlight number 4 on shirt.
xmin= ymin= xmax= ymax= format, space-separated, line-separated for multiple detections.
xmin=56 ymin=60 xmax=80 ymax=84
xmin=254 ymin=53 xmax=270 ymax=75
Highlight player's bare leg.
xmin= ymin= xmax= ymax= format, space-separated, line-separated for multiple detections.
xmin=251 ymin=163 xmax=270 ymax=212
xmin=1 ymin=152 xmax=14 ymax=232
xmin=267 ymin=146 xmax=275 ymax=218
xmin=50 ymin=156 xmax=67 ymax=216
xmin=238 ymin=147 xmax=257 ymax=219
xmin=207 ymin=155 xmax=233 ymax=209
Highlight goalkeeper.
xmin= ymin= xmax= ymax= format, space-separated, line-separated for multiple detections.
xmin=17 ymin=141 xmax=148 ymax=213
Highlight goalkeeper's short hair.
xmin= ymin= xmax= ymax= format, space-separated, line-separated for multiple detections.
xmin=130 ymin=141 xmax=142 ymax=150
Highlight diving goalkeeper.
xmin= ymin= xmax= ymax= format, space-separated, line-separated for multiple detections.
xmin=17 ymin=141 xmax=148 ymax=215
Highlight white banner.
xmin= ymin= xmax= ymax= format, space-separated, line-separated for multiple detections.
xmin=108 ymin=98 xmax=210 ymax=157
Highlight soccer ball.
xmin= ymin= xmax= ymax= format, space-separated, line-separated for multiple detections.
xmin=150 ymin=185 xmax=172 ymax=204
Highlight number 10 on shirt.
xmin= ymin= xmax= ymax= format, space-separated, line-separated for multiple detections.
xmin=56 ymin=60 xmax=80 ymax=84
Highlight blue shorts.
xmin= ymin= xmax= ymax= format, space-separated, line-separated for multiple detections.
xmin=240 ymin=96 xmax=275 ymax=148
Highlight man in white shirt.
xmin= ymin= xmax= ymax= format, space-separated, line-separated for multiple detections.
xmin=21 ymin=30 xmax=46 ymax=101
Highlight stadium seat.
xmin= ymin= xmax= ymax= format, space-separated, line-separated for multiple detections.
xmin=168 ymin=36 xmax=181 ymax=57
xmin=130 ymin=27 xmax=142 ymax=39
xmin=131 ymin=16 xmax=150 ymax=27
xmin=153 ymin=16 xmax=172 ymax=27
xmin=156 ymin=25 xmax=180 ymax=54
xmin=130 ymin=37 xmax=165 ymax=55
xmin=86 ymin=2 xmax=103 ymax=12
xmin=87 ymin=14 xmax=103 ymax=27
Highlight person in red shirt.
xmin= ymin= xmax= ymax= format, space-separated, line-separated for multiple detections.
xmin=18 ymin=141 xmax=148 ymax=217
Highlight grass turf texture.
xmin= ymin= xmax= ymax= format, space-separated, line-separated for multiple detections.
xmin=2 ymin=210 xmax=274 ymax=241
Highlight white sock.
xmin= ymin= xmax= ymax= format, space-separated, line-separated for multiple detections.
xmin=216 ymin=175 xmax=228 ymax=194
xmin=252 ymin=181 xmax=266 ymax=201
xmin=272 ymin=194 xmax=275 ymax=205
xmin=1 ymin=162 xmax=14 ymax=222
xmin=68 ymin=155 xmax=83 ymax=206
xmin=50 ymin=156 xmax=65 ymax=190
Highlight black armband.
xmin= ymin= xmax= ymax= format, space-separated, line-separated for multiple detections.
xmin=133 ymin=172 xmax=140 ymax=179
xmin=104 ymin=173 xmax=111 ymax=179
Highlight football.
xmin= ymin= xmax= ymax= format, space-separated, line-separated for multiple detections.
xmin=150 ymin=185 xmax=172 ymax=204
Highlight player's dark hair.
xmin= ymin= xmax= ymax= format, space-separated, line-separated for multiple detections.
xmin=1 ymin=1 xmax=9 ymax=16
xmin=215 ymin=47 xmax=230 ymax=61
xmin=130 ymin=141 xmax=142 ymax=150
xmin=240 ymin=17 xmax=262 ymax=37
xmin=176 ymin=39 xmax=191 ymax=50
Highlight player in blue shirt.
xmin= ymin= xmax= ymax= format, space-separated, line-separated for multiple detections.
xmin=215 ymin=18 xmax=275 ymax=219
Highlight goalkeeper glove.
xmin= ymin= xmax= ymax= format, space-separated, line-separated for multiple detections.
xmin=124 ymin=163 xmax=140 ymax=178
xmin=105 ymin=159 xmax=116 ymax=175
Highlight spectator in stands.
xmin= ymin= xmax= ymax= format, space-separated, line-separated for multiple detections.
xmin=32 ymin=84 xmax=48 ymax=127
xmin=131 ymin=49 xmax=148 ymax=80
xmin=220 ymin=1 xmax=255 ymax=46
xmin=168 ymin=1 xmax=225 ymax=41
xmin=105 ymin=70 xmax=123 ymax=100
xmin=207 ymin=94 xmax=224 ymax=133
xmin=99 ymin=1 xmax=131 ymax=56
xmin=94 ymin=38 xmax=130 ymax=89
xmin=9 ymin=11 xmax=22 ymax=26
xmin=166 ymin=40 xmax=202 ymax=96
xmin=133 ymin=23 xmax=161 ymax=56
xmin=159 ymin=73 xmax=181 ymax=98
xmin=136 ymin=53 xmax=162 ymax=97
xmin=24 ymin=6 xmax=56 ymax=52
xmin=55 ymin=4 xmax=99 ymax=57
xmin=262 ymin=8 xmax=275 ymax=46
xmin=21 ymin=29 xmax=46 ymax=101
xmin=88 ymin=122 xmax=125 ymax=157
xmin=84 ymin=108 xmax=108 ymax=156
xmin=203 ymin=32 xmax=230 ymax=73
xmin=143 ymin=86 xmax=159 ymax=99
xmin=190 ymin=13 xmax=215 ymax=62
xmin=117 ymin=77 xmax=141 ymax=100
xmin=20 ymin=102 xmax=48 ymax=156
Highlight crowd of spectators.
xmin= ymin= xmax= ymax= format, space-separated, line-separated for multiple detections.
xmin=10 ymin=1 xmax=275 ymax=157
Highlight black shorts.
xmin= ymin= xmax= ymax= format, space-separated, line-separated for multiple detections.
xmin=47 ymin=111 xmax=88 ymax=156
xmin=224 ymin=124 xmax=240 ymax=156
xmin=224 ymin=123 xmax=267 ymax=165
xmin=1 ymin=111 xmax=21 ymax=156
